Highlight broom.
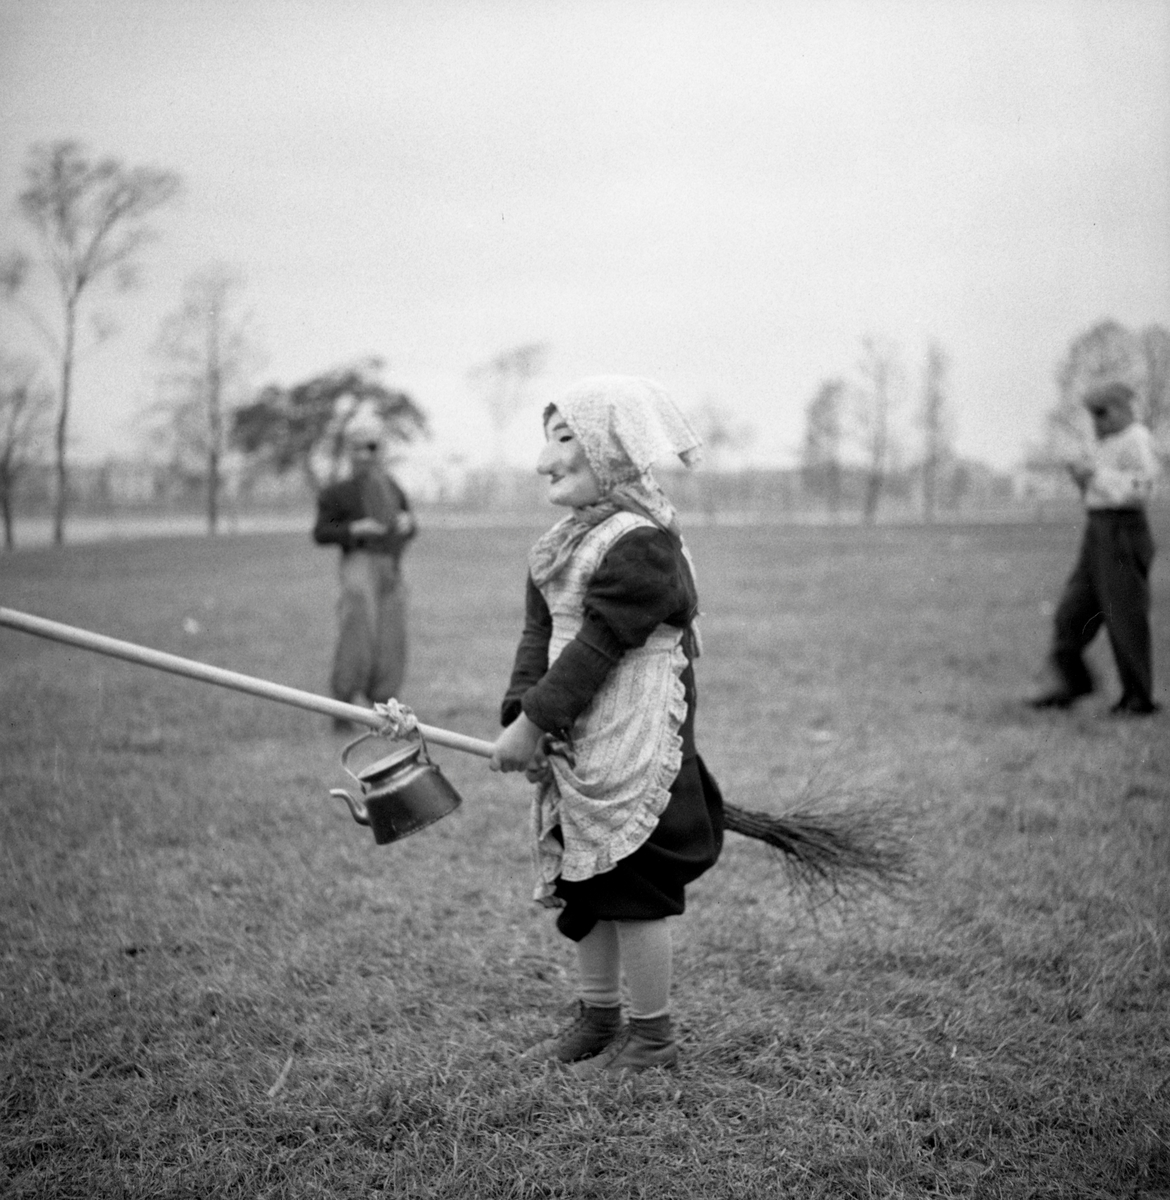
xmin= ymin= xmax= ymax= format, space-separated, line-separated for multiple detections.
xmin=720 ymin=792 xmax=915 ymax=900
xmin=527 ymin=724 xmax=914 ymax=899
xmin=0 ymin=606 xmax=914 ymax=897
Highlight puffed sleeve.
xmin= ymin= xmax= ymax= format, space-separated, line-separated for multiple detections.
xmin=520 ymin=527 xmax=694 ymax=734
xmin=580 ymin=526 xmax=695 ymax=650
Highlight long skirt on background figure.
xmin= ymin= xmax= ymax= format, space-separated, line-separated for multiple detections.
xmin=331 ymin=550 xmax=408 ymax=704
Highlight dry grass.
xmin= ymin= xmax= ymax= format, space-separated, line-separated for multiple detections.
xmin=2 ymin=510 xmax=1168 ymax=1198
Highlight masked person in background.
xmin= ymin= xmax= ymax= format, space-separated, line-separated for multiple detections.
xmin=1029 ymin=381 xmax=1161 ymax=716
xmin=313 ymin=413 xmax=417 ymax=730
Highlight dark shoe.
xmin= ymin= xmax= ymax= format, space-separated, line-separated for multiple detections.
xmin=520 ymin=1001 xmax=624 ymax=1063
xmin=1109 ymin=697 xmax=1162 ymax=717
xmin=570 ymin=1014 xmax=679 ymax=1077
xmin=1028 ymin=657 xmax=1093 ymax=709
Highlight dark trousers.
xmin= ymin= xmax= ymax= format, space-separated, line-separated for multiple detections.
xmin=1049 ymin=509 xmax=1156 ymax=705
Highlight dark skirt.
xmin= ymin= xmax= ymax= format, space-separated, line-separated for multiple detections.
xmin=553 ymin=754 xmax=725 ymax=941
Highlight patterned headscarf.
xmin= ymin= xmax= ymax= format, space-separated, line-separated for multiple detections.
xmin=556 ymin=376 xmax=703 ymax=486
xmin=529 ymin=376 xmax=703 ymax=586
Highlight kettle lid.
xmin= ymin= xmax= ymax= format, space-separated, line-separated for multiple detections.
xmin=356 ymin=741 xmax=423 ymax=784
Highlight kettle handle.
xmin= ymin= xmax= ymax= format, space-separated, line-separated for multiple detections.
xmin=339 ymin=727 xmax=433 ymax=789
xmin=338 ymin=728 xmax=381 ymax=788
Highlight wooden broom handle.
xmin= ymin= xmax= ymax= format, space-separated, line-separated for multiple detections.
xmin=0 ymin=606 xmax=495 ymax=760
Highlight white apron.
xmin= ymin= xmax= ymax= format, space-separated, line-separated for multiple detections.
xmin=530 ymin=512 xmax=689 ymax=905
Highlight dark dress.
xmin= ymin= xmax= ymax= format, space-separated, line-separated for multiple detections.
xmin=501 ymin=524 xmax=724 ymax=941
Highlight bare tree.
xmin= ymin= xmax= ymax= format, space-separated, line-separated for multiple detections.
xmin=1 ymin=140 xmax=181 ymax=544
xmin=1139 ymin=324 xmax=1170 ymax=451
xmin=467 ymin=342 xmax=549 ymax=461
xmin=1043 ymin=319 xmax=1140 ymax=463
xmin=689 ymin=395 xmax=752 ymax=469
xmin=149 ymin=264 xmax=263 ymax=534
xmin=685 ymin=395 xmax=753 ymax=515
xmin=0 ymin=353 xmax=53 ymax=550
xmin=918 ymin=339 xmax=953 ymax=523
xmin=1056 ymin=319 xmax=1139 ymax=403
xmin=854 ymin=335 xmax=903 ymax=523
xmin=801 ymin=378 xmax=846 ymax=516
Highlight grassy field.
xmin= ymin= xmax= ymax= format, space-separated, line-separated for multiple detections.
xmin=2 ymin=510 xmax=1168 ymax=1199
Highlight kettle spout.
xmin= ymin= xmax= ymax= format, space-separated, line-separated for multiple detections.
xmin=329 ymin=787 xmax=370 ymax=826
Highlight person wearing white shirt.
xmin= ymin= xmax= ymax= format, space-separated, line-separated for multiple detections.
xmin=1030 ymin=382 xmax=1161 ymax=715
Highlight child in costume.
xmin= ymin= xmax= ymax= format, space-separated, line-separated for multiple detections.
xmin=489 ymin=376 xmax=724 ymax=1075
xmin=1029 ymin=381 xmax=1161 ymax=715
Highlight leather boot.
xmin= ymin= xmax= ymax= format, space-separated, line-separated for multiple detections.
xmin=570 ymin=1014 xmax=679 ymax=1077
xmin=520 ymin=1001 xmax=624 ymax=1063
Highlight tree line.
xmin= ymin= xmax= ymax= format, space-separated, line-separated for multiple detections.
xmin=0 ymin=141 xmax=431 ymax=550
xmin=799 ymin=322 xmax=1170 ymax=526
xmin=799 ymin=334 xmax=971 ymax=524
xmin=2 ymin=139 xmax=1166 ymax=550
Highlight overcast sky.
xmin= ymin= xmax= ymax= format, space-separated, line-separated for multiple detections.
xmin=1 ymin=0 xmax=1168 ymax=476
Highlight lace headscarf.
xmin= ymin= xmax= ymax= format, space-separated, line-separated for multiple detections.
xmin=529 ymin=376 xmax=703 ymax=586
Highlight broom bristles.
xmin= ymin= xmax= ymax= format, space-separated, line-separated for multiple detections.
xmin=722 ymin=799 xmax=915 ymax=899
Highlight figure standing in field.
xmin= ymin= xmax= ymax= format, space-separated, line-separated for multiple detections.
xmin=1029 ymin=381 xmax=1161 ymax=715
xmin=490 ymin=375 xmax=724 ymax=1076
xmin=313 ymin=413 xmax=417 ymax=729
